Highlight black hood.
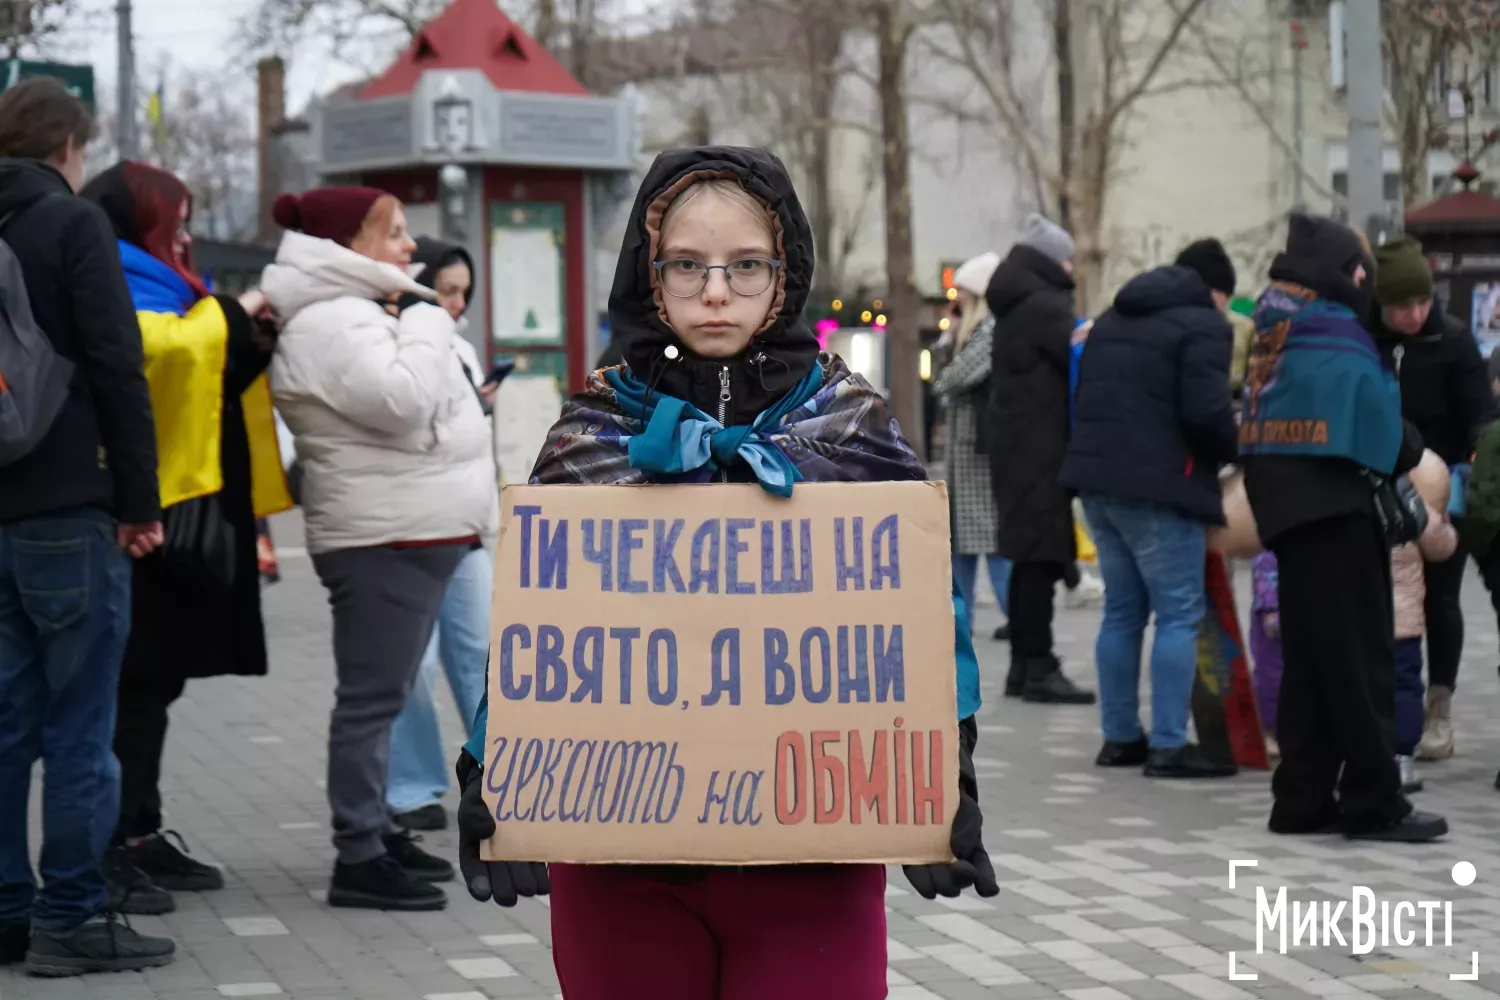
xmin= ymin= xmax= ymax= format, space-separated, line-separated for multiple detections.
xmin=1269 ymin=213 xmax=1370 ymax=315
xmin=0 ymin=158 xmax=72 ymax=220
xmin=77 ymin=162 xmax=140 ymax=246
xmin=1114 ymin=265 xmax=1215 ymax=317
xmin=412 ymin=236 xmax=475 ymax=309
xmin=611 ymin=145 xmax=819 ymax=420
xmin=986 ymin=243 xmax=1075 ymax=318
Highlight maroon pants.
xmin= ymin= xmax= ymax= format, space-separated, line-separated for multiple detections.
xmin=549 ymin=863 xmax=888 ymax=999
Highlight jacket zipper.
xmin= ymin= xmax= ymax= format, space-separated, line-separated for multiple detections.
xmin=718 ymin=365 xmax=732 ymax=484
xmin=1393 ymin=343 xmax=1405 ymax=378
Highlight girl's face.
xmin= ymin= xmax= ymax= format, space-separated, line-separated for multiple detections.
xmin=173 ymin=200 xmax=192 ymax=268
xmin=433 ymin=261 xmax=472 ymax=321
xmin=657 ymin=191 xmax=777 ymax=359
xmin=353 ymin=204 xmax=416 ymax=268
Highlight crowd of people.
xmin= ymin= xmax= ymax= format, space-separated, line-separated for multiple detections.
xmin=0 ymin=79 xmax=500 ymax=974
xmin=2 ymin=67 xmax=1498 ymax=999
xmin=933 ymin=202 xmax=1498 ymax=846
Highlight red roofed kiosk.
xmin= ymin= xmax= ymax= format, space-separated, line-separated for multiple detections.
xmin=1405 ymin=160 xmax=1500 ymax=356
xmin=307 ymin=0 xmax=639 ymax=483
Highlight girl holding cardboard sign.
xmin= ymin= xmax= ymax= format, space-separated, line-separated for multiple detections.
xmin=456 ymin=147 xmax=997 ymax=999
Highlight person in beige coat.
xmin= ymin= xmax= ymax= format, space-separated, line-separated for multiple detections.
xmin=1392 ymin=451 xmax=1459 ymax=794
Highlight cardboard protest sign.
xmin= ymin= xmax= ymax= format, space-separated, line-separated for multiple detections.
xmin=481 ymin=481 xmax=958 ymax=866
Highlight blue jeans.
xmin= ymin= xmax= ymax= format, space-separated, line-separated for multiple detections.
xmin=1081 ymin=495 xmax=1205 ymax=750
xmin=0 ymin=510 xmax=131 ymax=930
xmin=953 ymin=553 xmax=1011 ymax=622
xmin=386 ymin=545 xmax=491 ymax=813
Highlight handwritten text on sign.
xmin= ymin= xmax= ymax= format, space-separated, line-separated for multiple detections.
xmin=482 ymin=481 xmax=957 ymax=865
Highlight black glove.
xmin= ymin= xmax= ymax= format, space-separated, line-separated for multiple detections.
xmin=456 ymin=748 xmax=551 ymax=907
xmin=902 ymin=735 xmax=999 ymax=900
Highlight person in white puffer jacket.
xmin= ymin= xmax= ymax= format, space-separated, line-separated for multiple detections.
xmin=261 ymin=186 xmax=496 ymax=913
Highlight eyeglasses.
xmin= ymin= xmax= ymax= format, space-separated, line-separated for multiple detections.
xmin=653 ymin=257 xmax=782 ymax=298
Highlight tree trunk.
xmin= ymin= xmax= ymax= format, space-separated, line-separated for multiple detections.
xmin=1053 ymin=0 xmax=1075 ymax=228
xmin=874 ymin=0 xmax=925 ymax=461
xmin=807 ymin=14 xmax=837 ymax=305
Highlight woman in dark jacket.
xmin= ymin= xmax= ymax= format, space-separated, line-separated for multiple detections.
xmin=986 ymin=214 xmax=1095 ymax=705
xmin=82 ymin=162 xmax=291 ymax=909
xmin=452 ymin=146 xmax=998 ymax=999
xmin=1242 ymin=214 xmax=1443 ymax=843
xmin=1371 ymin=237 xmax=1497 ymax=761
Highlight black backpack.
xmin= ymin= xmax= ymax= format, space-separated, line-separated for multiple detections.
xmin=0 ymin=201 xmax=73 ymax=466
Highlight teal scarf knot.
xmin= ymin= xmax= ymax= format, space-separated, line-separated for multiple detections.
xmin=602 ymin=364 xmax=823 ymax=497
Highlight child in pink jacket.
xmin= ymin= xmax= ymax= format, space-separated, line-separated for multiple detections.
xmin=1393 ymin=453 xmax=1459 ymax=794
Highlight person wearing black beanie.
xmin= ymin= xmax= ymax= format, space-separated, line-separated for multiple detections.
xmin=1060 ymin=246 xmax=1239 ymax=779
xmin=1241 ymin=213 xmax=1444 ymax=844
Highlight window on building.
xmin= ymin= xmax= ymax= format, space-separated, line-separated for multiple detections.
xmin=1331 ymin=171 xmax=1401 ymax=202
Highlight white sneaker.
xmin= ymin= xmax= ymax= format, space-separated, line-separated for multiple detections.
xmin=1418 ymin=685 xmax=1455 ymax=761
xmin=1263 ymin=733 xmax=1280 ymax=760
xmin=1397 ymin=754 xmax=1424 ymax=793
xmin=1066 ymin=570 xmax=1105 ymax=608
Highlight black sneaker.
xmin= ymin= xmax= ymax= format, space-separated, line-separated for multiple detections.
xmin=103 ymin=847 xmax=174 ymax=916
xmin=1144 ymin=744 xmax=1238 ymax=779
xmin=1346 ymin=810 xmax=1448 ymax=843
xmin=328 ymin=854 xmax=447 ymax=911
xmin=382 ymin=830 xmax=454 ymax=882
xmin=1023 ymin=670 xmax=1096 ymax=705
xmin=1096 ymin=738 xmax=1149 ymax=768
xmin=992 ymin=624 xmax=1011 ymax=642
xmin=1269 ymin=799 xmax=1342 ymax=835
xmin=392 ymin=803 xmax=448 ymax=832
xmin=126 ymin=831 xmax=224 ymax=892
xmin=0 ymin=922 xmax=27 ymax=965
xmin=24 ymin=913 xmax=175 ymax=977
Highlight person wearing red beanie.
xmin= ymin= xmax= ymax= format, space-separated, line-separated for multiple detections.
xmin=272 ymin=187 xmax=391 ymax=247
xmin=260 ymin=189 xmax=498 ymax=910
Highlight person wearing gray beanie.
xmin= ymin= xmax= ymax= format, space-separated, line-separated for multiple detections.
xmin=1020 ymin=213 xmax=1075 ymax=266
xmin=982 ymin=219 xmax=1095 ymax=707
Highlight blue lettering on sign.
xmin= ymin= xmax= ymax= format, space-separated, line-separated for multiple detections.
xmin=536 ymin=625 xmax=567 ymax=702
xmin=835 ymin=516 xmax=864 ymax=591
xmin=724 ymin=518 xmax=756 ymax=595
xmin=837 ymin=624 xmax=871 ymax=703
xmin=763 ymin=627 xmax=793 ymax=705
xmin=610 ymin=626 xmax=640 ymax=705
xmin=696 ymin=769 xmax=765 ymax=825
xmin=702 ymin=628 xmax=741 ymax=706
xmin=647 ymin=628 xmax=679 ymax=706
xmin=583 ymin=519 xmax=613 ymax=592
xmin=761 ymin=519 xmax=813 ymax=594
xmin=874 ymin=625 xmax=905 ymax=703
xmin=689 ymin=520 xmax=721 ymax=594
xmin=800 ymin=627 xmax=833 ymax=704
xmin=539 ymin=518 xmax=568 ymax=589
xmin=571 ymin=626 xmax=604 ymax=704
xmin=488 ymin=736 xmax=686 ymax=825
xmin=499 ymin=624 xmax=532 ymax=700
xmin=514 ymin=505 xmax=541 ymax=588
xmin=871 ymin=515 xmax=901 ymax=590
xmin=617 ymin=518 xmax=647 ymax=594
xmin=653 ymin=519 xmax=687 ymax=593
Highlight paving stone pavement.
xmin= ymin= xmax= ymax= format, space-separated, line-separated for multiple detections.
xmin=9 ymin=529 xmax=1500 ymax=1000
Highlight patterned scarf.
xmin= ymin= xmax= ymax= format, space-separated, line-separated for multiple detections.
xmin=603 ymin=364 xmax=823 ymax=497
xmin=1241 ymin=281 xmax=1404 ymax=475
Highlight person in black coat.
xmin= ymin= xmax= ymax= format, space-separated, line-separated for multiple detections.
xmin=1061 ymin=240 xmax=1239 ymax=778
xmin=82 ymin=161 xmax=281 ymax=910
xmin=1243 ymin=214 xmax=1443 ymax=844
xmin=1370 ymin=237 xmax=1497 ymax=761
xmin=986 ymin=214 xmax=1095 ymax=705
xmin=0 ymin=79 xmax=175 ymax=974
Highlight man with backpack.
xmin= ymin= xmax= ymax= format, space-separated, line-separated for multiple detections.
xmin=0 ymin=78 xmax=174 ymax=975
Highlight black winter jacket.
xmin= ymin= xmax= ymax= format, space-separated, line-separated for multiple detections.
xmin=985 ymin=244 xmax=1076 ymax=565
xmin=0 ymin=160 xmax=158 ymax=524
xmin=1375 ymin=309 xmax=1495 ymax=468
xmin=1060 ymin=266 xmax=1236 ymax=523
